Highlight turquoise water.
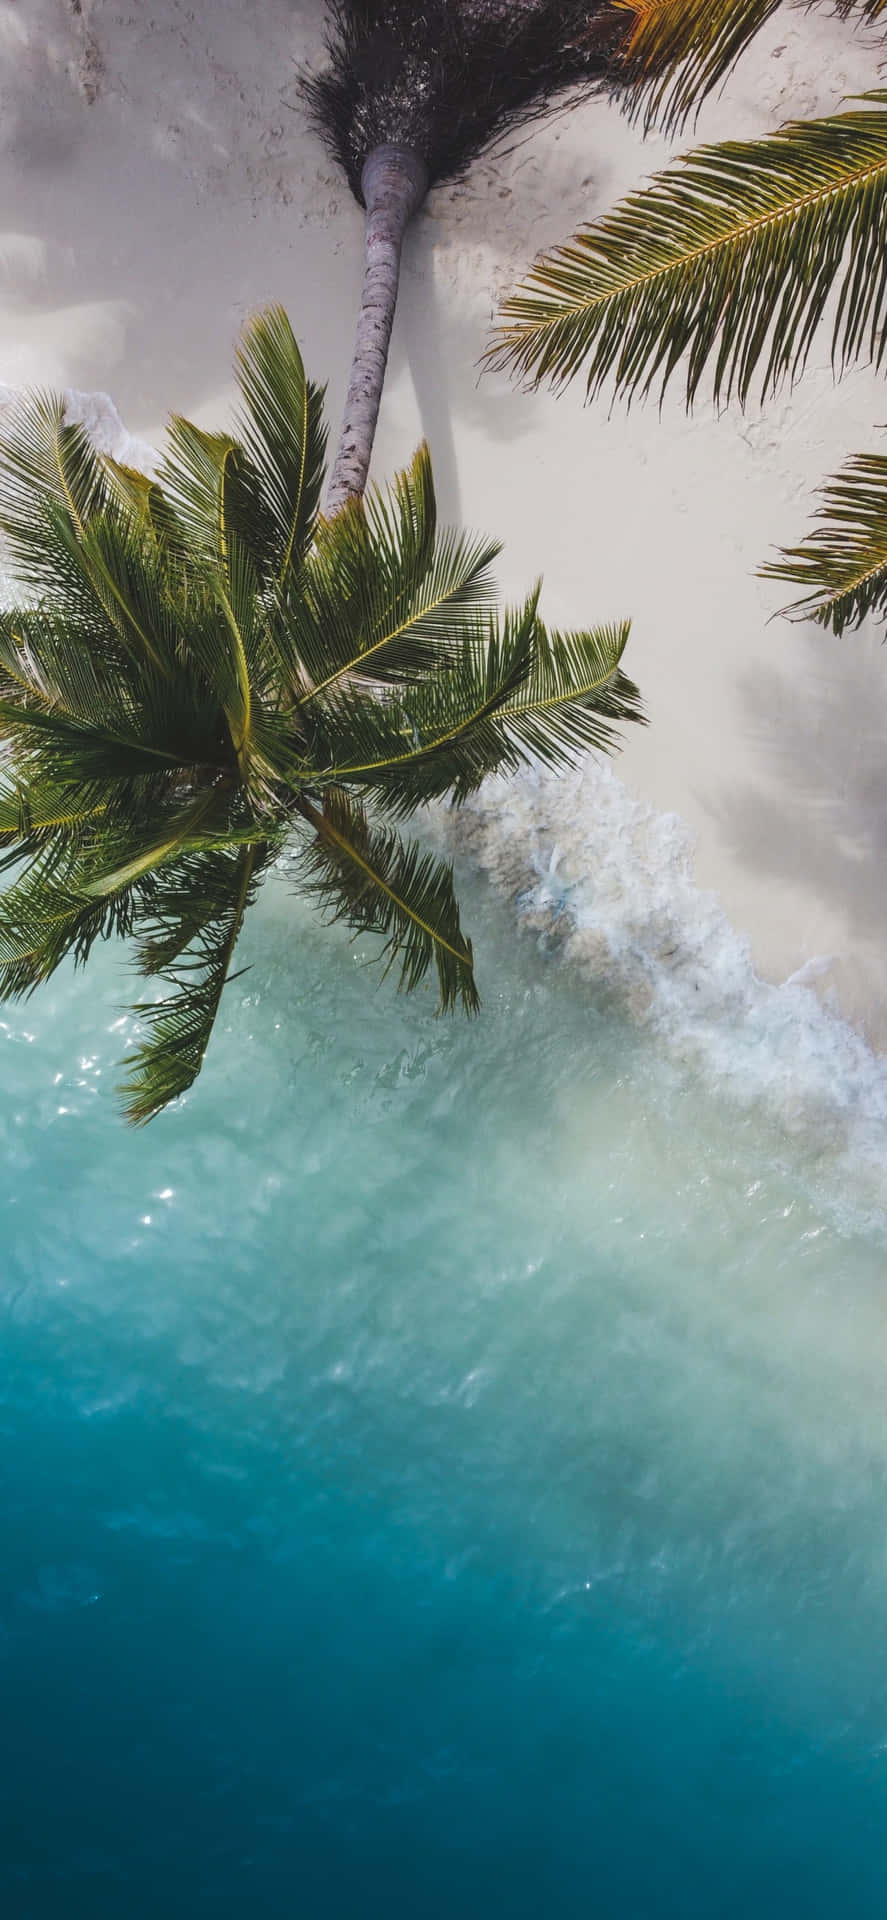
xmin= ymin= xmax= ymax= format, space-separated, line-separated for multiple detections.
xmin=4 ymin=861 xmax=887 ymax=1917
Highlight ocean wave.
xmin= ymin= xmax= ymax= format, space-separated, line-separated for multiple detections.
xmin=442 ymin=759 xmax=887 ymax=1233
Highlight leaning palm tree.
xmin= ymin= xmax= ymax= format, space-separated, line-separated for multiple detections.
xmin=303 ymin=0 xmax=627 ymax=512
xmin=490 ymin=1 xmax=887 ymax=635
xmin=0 ymin=309 xmax=641 ymax=1121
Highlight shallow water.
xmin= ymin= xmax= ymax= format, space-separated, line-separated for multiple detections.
xmin=3 ymin=857 xmax=887 ymax=1917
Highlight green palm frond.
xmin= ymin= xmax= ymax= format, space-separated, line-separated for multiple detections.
xmin=158 ymin=419 xmax=252 ymax=563
xmin=120 ymin=841 xmax=269 ymax=1125
xmin=297 ymin=789 xmax=478 ymax=1013
xmin=0 ymin=601 xmax=232 ymax=788
xmin=103 ymin=458 xmax=177 ymax=541
xmin=489 ymin=92 xmax=887 ymax=409
xmin=0 ymin=849 xmax=138 ymax=999
xmin=614 ymin=2 xmax=887 ymax=130
xmin=0 ymin=694 xmax=214 ymax=787
xmin=81 ymin=789 xmax=237 ymax=898
xmin=0 ymin=776 xmax=107 ymax=843
xmin=498 ymin=618 xmax=642 ymax=761
xmin=312 ymin=595 xmax=540 ymax=810
xmin=0 ymin=602 xmax=134 ymax=722
xmin=0 ymin=392 xmax=109 ymax=584
xmin=763 ymin=442 xmax=887 ymax=631
xmin=56 ymin=509 xmax=180 ymax=677
xmin=0 ymin=483 xmax=169 ymax=682
xmin=316 ymin=609 xmax=639 ymax=813
xmin=613 ymin=0 xmax=782 ymax=130
xmin=233 ymin=306 xmax=327 ymax=585
xmin=295 ymin=445 xmax=500 ymax=700
xmin=160 ymin=311 xmax=327 ymax=594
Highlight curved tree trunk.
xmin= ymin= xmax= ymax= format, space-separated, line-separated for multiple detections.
xmin=325 ymin=144 xmax=429 ymax=518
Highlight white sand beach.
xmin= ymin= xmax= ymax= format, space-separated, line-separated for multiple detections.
xmin=2 ymin=0 xmax=886 ymax=1042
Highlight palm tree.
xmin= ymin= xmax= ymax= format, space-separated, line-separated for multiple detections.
xmin=0 ymin=309 xmax=642 ymax=1121
xmin=489 ymin=0 xmax=887 ymax=635
xmin=303 ymin=0 xmax=626 ymax=513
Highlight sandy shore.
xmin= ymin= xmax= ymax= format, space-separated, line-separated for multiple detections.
xmin=2 ymin=0 xmax=886 ymax=1043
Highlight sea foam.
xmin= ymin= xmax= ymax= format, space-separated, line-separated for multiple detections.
xmin=442 ymin=759 xmax=887 ymax=1234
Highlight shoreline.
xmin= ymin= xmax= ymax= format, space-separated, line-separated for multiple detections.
xmin=2 ymin=0 xmax=886 ymax=1044
xmin=435 ymin=757 xmax=887 ymax=1237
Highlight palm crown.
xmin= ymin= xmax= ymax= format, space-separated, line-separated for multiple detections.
xmin=0 ymin=308 xmax=641 ymax=1122
xmin=491 ymin=3 xmax=887 ymax=636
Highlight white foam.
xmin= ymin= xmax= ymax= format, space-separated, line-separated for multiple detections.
xmin=0 ymin=381 xmax=157 ymax=476
xmin=443 ymin=758 xmax=887 ymax=1232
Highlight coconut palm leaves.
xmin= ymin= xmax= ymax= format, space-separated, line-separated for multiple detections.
xmin=0 ymin=307 xmax=641 ymax=1121
xmin=493 ymin=21 xmax=887 ymax=642
xmin=613 ymin=0 xmax=782 ymax=129
xmin=836 ymin=1 xmax=887 ymax=21
xmin=490 ymin=91 xmax=887 ymax=407
xmin=763 ymin=443 xmax=887 ymax=631
xmin=613 ymin=2 xmax=887 ymax=129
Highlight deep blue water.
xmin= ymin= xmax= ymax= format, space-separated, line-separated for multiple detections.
xmin=4 ymin=876 xmax=887 ymax=1917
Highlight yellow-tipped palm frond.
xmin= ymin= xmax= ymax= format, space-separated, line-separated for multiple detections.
xmin=614 ymin=3 xmax=887 ymax=128
xmin=763 ymin=442 xmax=887 ymax=632
xmin=613 ymin=0 xmax=782 ymax=128
xmin=489 ymin=93 xmax=887 ymax=409
xmin=835 ymin=1 xmax=887 ymax=19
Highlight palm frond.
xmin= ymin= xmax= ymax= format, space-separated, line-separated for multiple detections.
xmin=297 ymin=788 xmax=477 ymax=1012
xmin=763 ymin=441 xmax=887 ymax=631
xmin=0 ymin=602 xmax=137 ymax=725
xmin=311 ymin=594 xmax=540 ymax=809
xmin=612 ymin=0 xmax=782 ymax=130
xmin=498 ymin=618 xmax=643 ymax=761
xmin=834 ymin=1 xmax=887 ymax=20
xmin=0 ymin=397 xmax=181 ymax=681
xmin=489 ymin=92 xmax=887 ymax=409
xmin=155 ymin=419 xmax=311 ymax=781
xmin=161 ymin=317 xmax=327 ymax=595
xmin=158 ymin=419 xmax=263 ymax=574
xmin=295 ymin=445 xmax=500 ymax=698
xmin=81 ymin=789 xmax=235 ymax=897
xmin=0 ymin=597 xmax=232 ymax=787
xmin=233 ymin=306 xmax=327 ymax=585
xmin=0 ymin=693 xmax=216 ymax=786
xmin=103 ymin=459 xmax=184 ymax=553
xmin=315 ymin=609 xmax=641 ymax=813
xmin=119 ymin=841 xmax=269 ymax=1125
xmin=0 ymin=391 xmax=109 ymax=585
xmin=57 ymin=509 xmax=181 ymax=677
xmin=0 ymin=852 xmax=137 ymax=998
xmin=0 ymin=776 xmax=107 ymax=843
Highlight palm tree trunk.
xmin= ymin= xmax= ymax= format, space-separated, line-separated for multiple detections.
xmin=325 ymin=144 xmax=428 ymax=518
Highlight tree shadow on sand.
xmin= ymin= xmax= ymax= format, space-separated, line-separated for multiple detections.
xmin=708 ymin=618 xmax=887 ymax=952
